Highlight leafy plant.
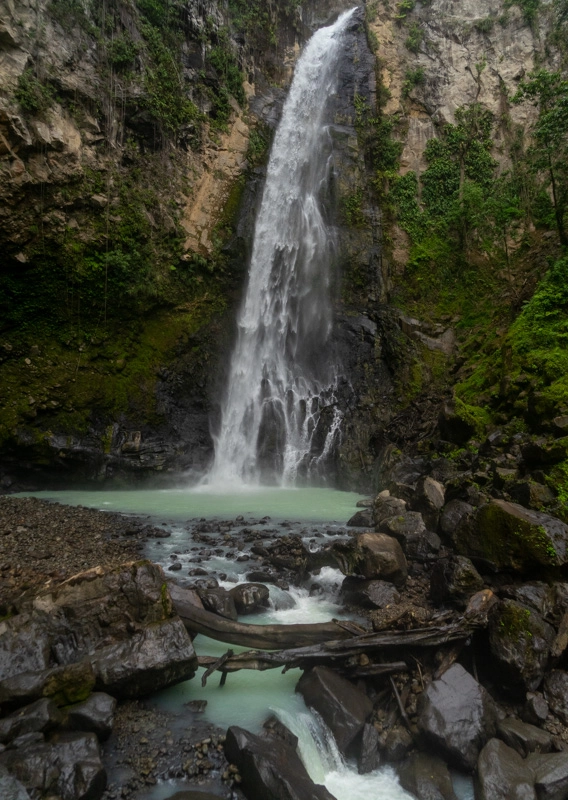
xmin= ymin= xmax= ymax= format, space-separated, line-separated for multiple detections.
xmin=405 ymin=21 xmax=423 ymax=52
xmin=15 ymin=69 xmax=54 ymax=115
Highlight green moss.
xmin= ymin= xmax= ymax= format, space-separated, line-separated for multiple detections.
xmin=498 ymin=603 xmax=532 ymax=639
xmin=453 ymin=397 xmax=491 ymax=438
xmin=473 ymin=503 xmax=558 ymax=569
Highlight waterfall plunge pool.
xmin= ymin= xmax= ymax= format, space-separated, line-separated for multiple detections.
xmin=24 ymin=485 xmax=474 ymax=800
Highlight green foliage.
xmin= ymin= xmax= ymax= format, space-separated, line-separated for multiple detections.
xmin=142 ymin=22 xmax=199 ymax=134
xmin=107 ymin=33 xmax=139 ymax=70
xmin=505 ymin=0 xmax=540 ymax=25
xmin=247 ymin=123 xmax=271 ymax=166
xmin=343 ymin=190 xmax=365 ymax=227
xmin=402 ymin=66 xmax=425 ymax=97
xmin=395 ymin=0 xmax=415 ymax=20
xmin=15 ymin=70 xmax=54 ymax=115
xmin=513 ymin=69 xmax=568 ymax=245
xmin=405 ymin=22 xmax=423 ymax=52
xmin=48 ymin=0 xmax=90 ymax=28
xmin=474 ymin=16 xmax=495 ymax=33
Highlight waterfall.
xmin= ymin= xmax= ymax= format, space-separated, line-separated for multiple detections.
xmin=208 ymin=9 xmax=357 ymax=488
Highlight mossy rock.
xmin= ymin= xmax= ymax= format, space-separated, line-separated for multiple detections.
xmin=451 ymin=499 xmax=568 ymax=573
xmin=488 ymin=599 xmax=555 ymax=695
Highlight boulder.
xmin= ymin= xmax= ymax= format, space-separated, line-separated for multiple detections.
xmin=370 ymin=602 xmax=430 ymax=631
xmin=229 ymin=584 xmax=270 ymax=615
xmin=380 ymin=512 xmax=441 ymax=560
xmin=0 ymin=766 xmax=30 ymax=800
xmin=527 ymin=751 xmax=568 ymax=800
xmin=0 ymin=562 xmax=198 ymax=708
xmin=451 ymin=500 xmax=568 ymax=572
xmin=417 ymin=663 xmax=498 ymax=771
xmin=430 ymin=556 xmax=484 ymax=608
xmin=488 ymin=600 xmax=555 ymax=695
xmin=63 ymin=693 xmax=116 ymax=740
xmin=197 ymin=586 xmax=238 ymax=620
xmin=412 ymin=476 xmax=446 ymax=530
xmin=476 ymin=738 xmax=536 ymax=800
xmin=397 ymin=752 xmax=457 ymax=800
xmin=341 ymin=577 xmax=401 ymax=610
xmin=438 ymin=400 xmax=477 ymax=445
xmin=296 ymin=666 xmax=373 ymax=756
xmin=358 ymin=722 xmax=381 ymax=774
xmin=502 ymin=583 xmax=558 ymax=620
xmin=347 ymin=509 xmax=374 ymax=527
xmin=508 ymin=481 xmax=556 ymax=510
xmin=521 ymin=692 xmax=549 ymax=727
xmin=383 ymin=724 xmax=413 ymax=762
xmin=373 ymin=491 xmax=408 ymax=527
xmin=543 ymin=671 xmax=568 ymax=726
xmin=224 ymin=725 xmax=335 ymax=800
xmin=439 ymin=500 xmax=474 ymax=539
xmin=497 ymin=718 xmax=554 ymax=757
xmin=0 ymin=698 xmax=62 ymax=744
xmin=0 ymin=732 xmax=106 ymax=800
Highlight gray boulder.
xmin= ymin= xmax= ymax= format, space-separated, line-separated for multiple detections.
xmin=476 ymin=738 xmax=536 ymax=800
xmin=380 ymin=512 xmax=441 ymax=560
xmin=340 ymin=577 xmax=400 ymax=610
xmin=397 ymin=752 xmax=457 ymax=800
xmin=412 ymin=476 xmax=446 ymax=530
xmin=358 ymin=722 xmax=381 ymax=774
xmin=347 ymin=509 xmax=374 ymax=527
xmin=429 ymin=556 xmax=484 ymax=608
xmin=0 ymin=562 xmax=198 ymax=707
xmin=373 ymin=491 xmax=408 ymax=526
xmin=439 ymin=500 xmax=474 ymax=539
xmin=417 ymin=663 xmax=498 ymax=771
xmin=527 ymin=751 xmax=568 ymax=800
xmin=451 ymin=500 xmax=568 ymax=573
xmin=229 ymin=583 xmax=270 ymax=615
xmin=0 ymin=766 xmax=30 ymax=800
xmin=197 ymin=586 xmax=238 ymax=620
xmin=488 ymin=600 xmax=555 ymax=695
xmin=0 ymin=732 xmax=106 ymax=800
xmin=63 ymin=693 xmax=116 ymax=740
xmin=0 ymin=698 xmax=62 ymax=744
xmin=296 ymin=666 xmax=373 ymax=756
xmin=497 ymin=717 xmax=554 ymax=757
xmin=331 ymin=533 xmax=407 ymax=587
xmin=544 ymin=671 xmax=568 ymax=726
xmin=224 ymin=725 xmax=335 ymax=800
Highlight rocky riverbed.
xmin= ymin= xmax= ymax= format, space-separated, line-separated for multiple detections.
xmin=4 ymin=445 xmax=568 ymax=800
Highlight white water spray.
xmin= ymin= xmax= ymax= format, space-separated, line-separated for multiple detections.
xmin=209 ymin=9 xmax=357 ymax=487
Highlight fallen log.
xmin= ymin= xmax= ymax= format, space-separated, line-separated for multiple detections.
xmin=169 ymin=583 xmax=355 ymax=649
xmin=194 ymin=621 xmax=478 ymax=677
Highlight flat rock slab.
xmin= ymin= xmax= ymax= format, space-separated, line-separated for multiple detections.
xmin=296 ymin=665 xmax=373 ymax=756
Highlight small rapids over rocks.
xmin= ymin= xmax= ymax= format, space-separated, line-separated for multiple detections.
xmin=208 ymin=8 xmax=357 ymax=488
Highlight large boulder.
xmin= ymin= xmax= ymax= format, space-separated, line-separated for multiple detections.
xmin=476 ymin=738 xmax=536 ymax=800
xmin=331 ymin=533 xmax=407 ymax=587
xmin=229 ymin=584 xmax=270 ymax=615
xmin=62 ymin=693 xmax=116 ymax=740
xmin=527 ymin=751 xmax=568 ymax=800
xmin=197 ymin=586 xmax=238 ymax=620
xmin=451 ymin=500 xmax=568 ymax=573
xmin=224 ymin=725 xmax=335 ymax=800
xmin=296 ymin=666 xmax=373 ymax=756
xmin=543 ymin=670 xmax=568 ymax=726
xmin=417 ymin=664 xmax=498 ymax=771
xmin=439 ymin=500 xmax=474 ymax=539
xmin=341 ymin=577 xmax=401 ymax=610
xmin=0 ymin=766 xmax=30 ymax=800
xmin=347 ymin=509 xmax=374 ymax=528
xmin=397 ymin=752 xmax=457 ymax=800
xmin=0 ymin=698 xmax=62 ymax=744
xmin=497 ymin=718 xmax=554 ymax=757
xmin=373 ymin=491 xmax=408 ymax=527
xmin=488 ymin=600 xmax=555 ymax=695
xmin=0 ymin=732 xmax=106 ymax=800
xmin=429 ymin=556 xmax=484 ymax=608
xmin=412 ymin=476 xmax=446 ymax=530
xmin=380 ymin=512 xmax=441 ymax=560
xmin=0 ymin=562 xmax=197 ymax=707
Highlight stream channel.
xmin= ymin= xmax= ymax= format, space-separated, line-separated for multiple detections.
xmin=28 ymin=486 xmax=475 ymax=800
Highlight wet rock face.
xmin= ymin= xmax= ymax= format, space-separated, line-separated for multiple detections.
xmin=429 ymin=555 xmax=484 ymax=609
xmin=488 ymin=600 xmax=555 ymax=695
xmin=476 ymin=738 xmax=536 ymax=800
xmin=0 ymin=561 xmax=197 ymax=706
xmin=224 ymin=725 xmax=336 ymax=800
xmin=451 ymin=500 xmax=568 ymax=573
xmin=397 ymin=752 xmax=457 ymax=800
xmin=417 ymin=663 xmax=498 ymax=772
xmin=544 ymin=670 xmax=568 ymax=726
xmin=296 ymin=665 xmax=373 ymax=756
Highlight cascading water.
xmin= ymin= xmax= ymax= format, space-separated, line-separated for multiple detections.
xmin=209 ymin=9 xmax=356 ymax=487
